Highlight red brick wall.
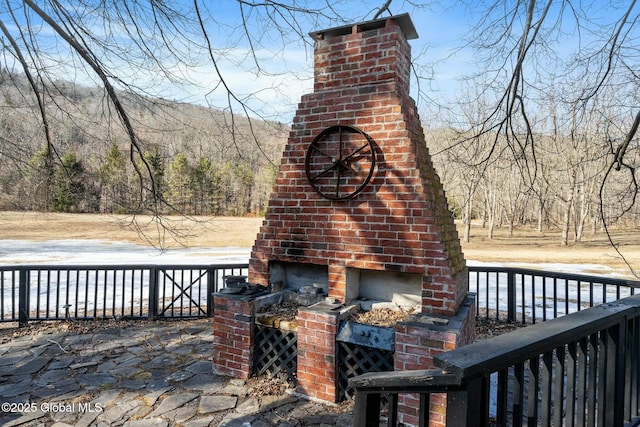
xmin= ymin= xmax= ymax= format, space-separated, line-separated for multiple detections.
xmin=295 ymin=307 xmax=340 ymax=402
xmin=313 ymin=19 xmax=411 ymax=94
xmin=393 ymin=295 xmax=477 ymax=426
xmin=249 ymin=17 xmax=467 ymax=316
xmin=212 ymin=295 xmax=254 ymax=378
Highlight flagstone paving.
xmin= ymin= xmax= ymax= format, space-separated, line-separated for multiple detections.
xmin=0 ymin=319 xmax=353 ymax=426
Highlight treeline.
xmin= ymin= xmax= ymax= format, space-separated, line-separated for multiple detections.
xmin=428 ymin=121 xmax=640 ymax=245
xmin=16 ymin=144 xmax=278 ymax=216
xmin=0 ymin=71 xmax=287 ymax=216
xmin=2 ymin=70 xmax=638 ymax=244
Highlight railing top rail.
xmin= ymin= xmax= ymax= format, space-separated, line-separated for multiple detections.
xmin=349 ymin=369 xmax=462 ymax=393
xmin=2 ymin=263 xmax=635 ymax=285
xmin=468 ymin=265 xmax=640 ymax=288
xmin=0 ymin=263 xmax=250 ymax=271
xmin=434 ymin=293 xmax=640 ymax=379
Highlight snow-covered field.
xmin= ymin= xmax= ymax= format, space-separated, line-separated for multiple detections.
xmin=1 ymin=239 xmax=636 ymax=320
xmin=0 ymin=239 xmax=250 ymax=265
xmin=1 ymin=239 xmax=629 ymax=273
xmin=0 ymin=240 xmax=251 ymax=318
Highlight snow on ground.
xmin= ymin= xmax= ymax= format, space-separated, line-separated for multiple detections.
xmin=0 ymin=239 xmax=250 ymax=265
xmin=0 ymin=240 xmax=251 ymax=319
xmin=0 ymin=239 xmax=625 ymax=276
xmin=466 ymin=259 xmax=623 ymax=277
xmin=1 ymin=239 xmax=634 ymax=321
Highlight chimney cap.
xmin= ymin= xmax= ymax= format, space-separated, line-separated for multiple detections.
xmin=309 ymin=13 xmax=418 ymax=41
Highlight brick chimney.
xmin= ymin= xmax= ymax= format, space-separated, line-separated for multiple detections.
xmin=228 ymin=17 xmax=478 ymax=419
xmin=249 ymin=14 xmax=468 ymax=316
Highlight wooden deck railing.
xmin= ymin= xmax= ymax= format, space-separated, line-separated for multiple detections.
xmin=350 ymin=292 xmax=640 ymax=426
xmin=4 ymin=261 xmax=640 ymax=425
xmin=0 ymin=264 xmax=248 ymax=325
xmin=3 ymin=264 xmax=639 ymax=327
xmin=469 ymin=266 xmax=640 ymax=323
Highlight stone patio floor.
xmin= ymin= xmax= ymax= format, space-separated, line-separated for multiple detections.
xmin=0 ymin=319 xmax=352 ymax=427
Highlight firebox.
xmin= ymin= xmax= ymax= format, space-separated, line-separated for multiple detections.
xmin=213 ymin=13 xmax=476 ymax=424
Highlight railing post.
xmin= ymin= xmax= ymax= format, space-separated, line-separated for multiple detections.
xmin=507 ymin=270 xmax=516 ymax=322
xmin=612 ymin=319 xmax=626 ymax=426
xmin=148 ymin=267 xmax=158 ymax=320
xmin=446 ymin=377 xmax=484 ymax=426
xmin=352 ymin=390 xmax=382 ymax=427
xmin=207 ymin=267 xmax=215 ymax=316
xmin=18 ymin=268 xmax=29 ymax=327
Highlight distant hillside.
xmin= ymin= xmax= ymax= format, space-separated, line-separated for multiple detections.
xmin=2 ymin=70 xmax=638 ymax=251
xmin=0 ymin=70 xmax=289 ymax=215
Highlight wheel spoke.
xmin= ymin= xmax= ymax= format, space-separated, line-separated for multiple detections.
xmin=342 ymin=143 xmax=371 ymax=163
xmin=335 ymin=163 xmax=343 ymax=198
xmin=309 ymin=162 xmax=339 ymax=182
xmin=334 ymin=158 xmax=355 ymax=172
xmin=311 ymin=146 xmax=335 ymax=161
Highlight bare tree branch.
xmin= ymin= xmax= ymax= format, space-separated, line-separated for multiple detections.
xmin=23 ymin=0 xmax=156 ymax=208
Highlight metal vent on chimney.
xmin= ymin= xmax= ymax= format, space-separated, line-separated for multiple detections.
xmin=309 ymin=13 xmax=418 ymax=40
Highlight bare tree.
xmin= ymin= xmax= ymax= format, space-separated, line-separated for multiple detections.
xmin=433 ymin=0 xmax=640 ymax=274
xmin=3 ymin=0 xmax=639 ymax=269
xmin=0 ymin=0 xmax=380 ymax=243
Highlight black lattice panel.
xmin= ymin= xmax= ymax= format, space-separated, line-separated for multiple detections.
xmin=337 ymin=341 xmax=394 ymax=400
xmin=253 ymin=325 xmax=297 ymax=383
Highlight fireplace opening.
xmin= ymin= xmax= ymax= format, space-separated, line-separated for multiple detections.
xmin=268 ymin=261 xmax=328 ymax=295
xmin=348 ymin=268 xmax=421 ymax=310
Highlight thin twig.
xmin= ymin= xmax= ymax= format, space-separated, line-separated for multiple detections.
xmin=47 ymin=338 xmax=69 ymax=354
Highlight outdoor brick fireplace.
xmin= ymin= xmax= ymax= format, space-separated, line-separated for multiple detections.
xmin=213 ymin=13 xmax=475 ymax=426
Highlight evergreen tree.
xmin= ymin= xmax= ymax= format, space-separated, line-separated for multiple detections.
xmin=166 ymin=152 xmax=193 ymax=213
xmin=234 ymin=163 xmax=254 ymax=215
xmin=192 ymin=157 xmax=220 ymax=215
xmin=133 ymin=145 xmax=165 ymax=213
xmin=51 ymin=151 xmax=85 ymax=212
xmin=144 ymin=146 xmax=165 ymax=196
xmin=25 ymin=145 xmax=54 ymax=211
xmin=98 ymin=143 xmax=129 ymax=213
xmin=218 ymin=161 xmax=255 ymax=216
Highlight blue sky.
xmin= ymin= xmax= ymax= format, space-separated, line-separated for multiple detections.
xmin=0 ymin=1 xmax=509 ymax=120
xmin=191 ymin=0 xmax=622 ymax=122
xmin=2 ymin=1 xmax=636 ymax=124
xmin=187 ymin=1 xmax=476 ymax=121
